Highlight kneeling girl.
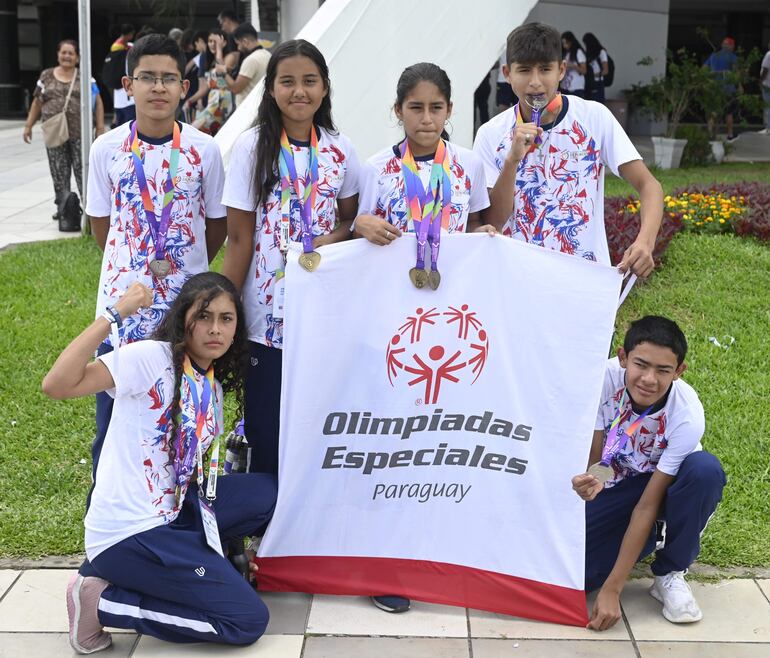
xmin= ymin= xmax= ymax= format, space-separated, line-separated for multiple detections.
xmin=43 ymin=273 xmax=277 ymax=654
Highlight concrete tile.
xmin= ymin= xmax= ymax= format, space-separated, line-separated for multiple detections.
xmin=623 ymin=578 xmax=770 ymax=642
xmin=472 ymin=638 xmax=636 ymax=657
xmin=468 ymin=591 xmax=629 ymax=640
xmin=0 ymin=570 xmax=20 ymax=599
xmin=0 ymin=569 xmax=73 ymax=631
xmin=133 ymin=634 xmax=303 ymax=657
xmin=303 ymin=636 xmax=470 ymax=658
xmin=306 ymin=595 xmax=468 ymax=637
xmin=757 ymin=579 xmax=770 ymax=603
xmin=0 ymin=570 xmax=129 ymax=633
xmin=638 ymin=642 xmax=770 ymax=657
xmin=0 ymin=632 xmax=136 ymax=658
xmin=260 ymin=591 xmax=312 ymax=635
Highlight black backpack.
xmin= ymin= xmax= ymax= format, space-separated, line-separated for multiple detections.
xmin=604 ymin=53 xmax=615 ymax=88
xmin=101 ymin=49 xmax=128 ymax=90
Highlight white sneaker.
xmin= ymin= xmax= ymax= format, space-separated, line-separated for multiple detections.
xmin=649 ymin=571 xmax=702 ymax=623
xmin=757 ymin=129 xmax=770 ymax=135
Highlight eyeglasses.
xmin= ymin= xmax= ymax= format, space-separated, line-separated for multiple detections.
xmin=130 ymin=74 xmax=183 ymax=87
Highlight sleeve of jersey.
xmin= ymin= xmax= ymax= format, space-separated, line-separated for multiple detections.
xmin=472 ymin=124 xmax=503 ymax=191
xmin=655 ymin=405 xmax=706 ymax=477
xmin=338 ymin=137 xmax=361 ymax=200
xmin=594 ymin=367 xmax=613 ymax=431
xmin=356 ymin=161 xmax=381 ymax=216
xmin=202 ymin=139 xmax=227 ymax=219
xmin=222 ymin=131 xmax=257 ymax=212
xmin=97 ymin=341 xmax=167 ymax=399
xmin=85 ymin=136 xmax=113 ymax=217
xmin=467 ymin=150 xmax=491 ymax=213
xmin=598 ymin=104 xmax=642 ymax=177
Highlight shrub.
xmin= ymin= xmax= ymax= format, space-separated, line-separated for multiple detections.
xmin=605 ymin=196 xmax=682 ymax=265
xmin=675 ymin=124 xmax=713 ymax=167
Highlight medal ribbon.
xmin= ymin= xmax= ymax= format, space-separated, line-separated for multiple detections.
xmin=278 ymin=128 xmax=318 ymax=255
xmin=173 ymin=354 xmax=217 ymax=495
xmin=600 ymin=388 xmax=655 ymax=466
xmin=129 ymin=121 xmax=181 ymax=261
xmin=514 ymin=93 xmax=562 ymax=149
xmin=400 ymin=139 xmax=452 ymax=272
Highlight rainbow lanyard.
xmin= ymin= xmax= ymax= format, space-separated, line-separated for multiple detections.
xmin=129 ymin=121 xmax=181 ymax=261
xmin=278 ymin=128 xmax=318 ymax=256
xmin=514 ymin=93 xmax=563 ymax=149
xmin=599 ymin=388 xmax=655 ymax=467
xmin=399 ymin=139 xmax=452 ymax=273
xmin=174 ymin=354 xmax=219 ymax=499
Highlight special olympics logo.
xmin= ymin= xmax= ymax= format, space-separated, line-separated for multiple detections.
xmin=386 ymin=305 xmax=490 ymax=404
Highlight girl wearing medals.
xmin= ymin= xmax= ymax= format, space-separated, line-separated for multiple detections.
xmin=43 ymin=273 xmax=277 ymax=654
xmin=222 ymin=40 xmax=360 ymax=475
xmin=354 ymin=63 xmax=492 ymax=614
xmin=355 ymin=62 xmax=494 ymax=287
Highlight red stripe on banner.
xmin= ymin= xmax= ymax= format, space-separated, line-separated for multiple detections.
xmin=256 ymin=555 xmax=588 ymax=627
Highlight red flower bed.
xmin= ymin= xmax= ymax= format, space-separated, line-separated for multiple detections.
xmin=604 ymin=196 xmax=682 ymax=266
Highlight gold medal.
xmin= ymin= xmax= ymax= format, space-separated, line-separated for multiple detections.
xmin=587 ymin=462 xmax=613 ymax=485
xmin=409 ymin=267 xmax=429 ymax=289
xmin=428 ymin=270 xmax=441 ymax=290
xmin=174 ymin=485 xmax=181 ymax=507
xmin=149 ymin=257 xmax=171 ymax=278
xmin=298 ymin=251 xmax=321 ymax=272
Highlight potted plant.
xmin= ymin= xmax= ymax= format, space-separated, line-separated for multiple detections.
xmin=625 ymin=50 xmax=715 ymax=168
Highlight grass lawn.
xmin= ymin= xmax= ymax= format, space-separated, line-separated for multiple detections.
xmin=605 ymin=162 xmax=770 ymax=197
xmin=1 ymin=228 xmax=768 ymax=565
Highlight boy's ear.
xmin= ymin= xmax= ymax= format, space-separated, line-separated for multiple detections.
xmin=122 ymin=75 xmax=132 ymax=96
xmin=617 ymin=347 xmax=627 ymax=367
xmin=502 ymin=64 xmax=511 ymax=79
xmin=673 ymin=361 xmax=687 ymax=380
xmin=180 ymin=78 xmax=190 ymax=98
xmin=558 ymin=60 xmax=566 ymax=82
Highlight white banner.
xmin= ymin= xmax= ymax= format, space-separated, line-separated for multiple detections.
xmin=257 ymin=234 xmax=621 ymax=626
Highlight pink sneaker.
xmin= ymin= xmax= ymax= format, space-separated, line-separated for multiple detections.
xmin=66 ymin=573 xmax=112 ymax=654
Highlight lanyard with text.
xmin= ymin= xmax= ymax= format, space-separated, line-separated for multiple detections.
xmin=130 ymin=121 xmax=181 ymax=278
xmin=278 ymin=128 xmax=322 ymax=272
xmin=400 ymin=139 xmax=451 ymax=291
xmin=514 ymin=93 xmax=563 ymax=150
xmin=588 ymin=388 xmax=654 ymax=484
xmin=173 ymin=355 xmax=217 ymax=504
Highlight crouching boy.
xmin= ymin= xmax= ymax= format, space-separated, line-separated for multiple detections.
xmin=573 ymin=316 xmax=726 ymax=630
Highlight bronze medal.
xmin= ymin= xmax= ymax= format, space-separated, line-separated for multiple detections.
xmin=149 ymin=258 xmax=171 ymax=278
xmin=174 ymin=485 xmax=181 ymax=507
xmin=428 ymin=270 xmax=441 ymax=290
xmin=298 ymin=251 xmax=321 ymax=272
xmin=587 ymin=462 xmax=613 ymax=485
xmin=409 ymin=267 xmax=429 ymax=289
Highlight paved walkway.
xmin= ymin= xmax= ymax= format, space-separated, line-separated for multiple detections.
xmin=0 ymin=120 xmax=82 ymax=250
xmin=0 ymin=568 xmax=768 ymax=657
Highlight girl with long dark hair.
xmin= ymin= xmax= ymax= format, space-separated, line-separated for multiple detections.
xmin=356 ymin=62 xmax=492 ymax=249
xmin=43 ymin=273 xmax=277 ymax=654
xmin=560 ymin=31 xmax=587 ymax=98
xmin=222 ymin=39 xmax=360 ymax=475
xmin=583 ymin=32 xmax=610 ymax=103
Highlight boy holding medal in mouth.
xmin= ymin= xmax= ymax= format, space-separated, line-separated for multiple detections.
xmin=86 ymin=34 xmax=227 ymax=486
xmin=474 ymin=22 xmax=663 ymax=278
xmin=573 ymin=316 xmax=726 ymax=630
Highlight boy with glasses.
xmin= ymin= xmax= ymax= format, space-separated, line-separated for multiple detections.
xmin=85 ymin=34 xmax=227 ymax=484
